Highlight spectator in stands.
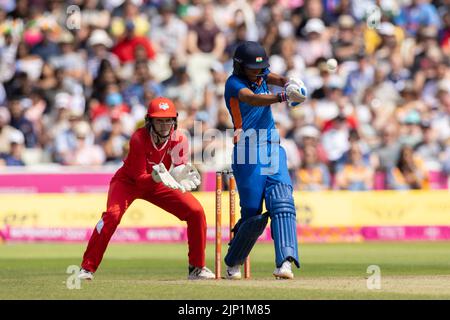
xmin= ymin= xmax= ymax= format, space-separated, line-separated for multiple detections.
xmin=0 ymin=106 xmax=24 ymax=155
xmin=414 ymin=38 xmax=446 ymax=107
xmin=99 ymin=115 xmax=130 ymax=164
xmin=395 ymin=81 xmax=425 ymax=122
xmin=81 ymin=0 xmax=111 ymax=29
xmin=150 ymin=2 xmax=188 ymax=60
xmin=42 ymin=92 xmax=72 ymax=147
xmin=343 ymin=53 xmax=375 ymax=102
xmin=335 ymin=144 xmax=374 ymax=191
xmin=53 ymin=110 xmax=83 ymax=164
xmin=29 ymin=25 xmax=60 ymax=61
xmin=186 ymin=1 xmax=226 ymax=59
xmin=6 ymin=71 xmax=33 ymax=100
xmin=25 ymin=88 xmax=47 ymax=135
xmin=331 ymin=15 xmax=362 ymax=63
xmin=0 ymin=29 xmax=18 ymax=89
xmin=396 ymin=0 xmax=441 ymax=37
xmin=0 ymin=130 xmax=25 ymax=166
xmin=87 ymin=29 xmax=119 ymax=79
xmin=387 ymin=52 xmax=411 ymax=93
xmin=313 ymin=76 xmax=346 ymax=126
xmin=15 ymin=40 xmax=44 ymax=82
xmin=411 ymin=26 xmax=441 ymax=77
xmin=203 ymin=62 xmax=227 ymax=128
xmin=337 ymin=128 xmax=377 ymax=168
xmin=162 ymin=63 xmax=200 ymax=106
xmin=295 ymin=125 xmax=328 ymax=164
xmin=387 ymin=144 xmax=428 ymax=190
xmin=353 ymin=87 xmax=376 ymax=130
xmin=45 ymin=65 xmax=86 ymax=119
xmin=432 ymin=82 xmax=450 ymax=142
xmin=296 ymin=145 xmax=330 ymax=191
xmin=415 ymin=122 xmax=443 ymax=171
xmin=321 ymin=113 xmax=352 ymax=172
xmin=398 ymin=109 xmax=424 ymax=148
xmin=36 ymin=62 xmax=57 ymax=104
xmin=293 ymin=0 xmax=333 ymax=39
xmin=269 ymin=37 xmax=305 ymax=79
xmin=49 ymin=32 xmax=86 ymax=84
xmin=110 ymin=0 xmax=150 ymax=38
xmin=112 ymin=20 xmax=155 ymax=64
xmin=224 ymin=21 xmax=248 ymax=63
xmin=90 ymin=84 xmax=134 ymax=137
xmin=375 ymin=125 xmax=402 ymax=172
xmin=297 ymin=18 xmax=331 ymax=67
xmin=374 ymin=22 xmax=403 ymax=64
xmin=178 ymin=0 xmax=204 ymax=27
xmin=92 ymin=59 xmax=121 ymax=102
xmin=263 ymin=5 xmax=295 ymax=54
xmin=8 ymin=98 xmax=37 ymax=148
xmin=123 ymin=60 xmax=163 ymax=108
xmin=371 ymin=64 xmax=402 ymax=113
xmin=62 ymin=121 xmax=105 ymax=166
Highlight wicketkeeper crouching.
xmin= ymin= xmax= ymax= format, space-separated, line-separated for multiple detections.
xmin=78 ymin=97 xmax=215 ymax=280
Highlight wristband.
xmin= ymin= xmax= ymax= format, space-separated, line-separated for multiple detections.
xmin=277 ymin=92 xmax=287 ymax=103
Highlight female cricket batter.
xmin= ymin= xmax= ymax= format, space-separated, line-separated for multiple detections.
xmin=78 ymin=97 xmax=215 ymax=280
xmin=223 ymin=41 xmax=307 ymax=279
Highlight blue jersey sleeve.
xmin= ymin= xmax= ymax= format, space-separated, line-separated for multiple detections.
xmin=225 ymin=76 xmax=248 ymax=98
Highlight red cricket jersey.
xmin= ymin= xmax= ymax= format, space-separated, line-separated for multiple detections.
xmin=114 ymin=127 xmax=189 ymax=189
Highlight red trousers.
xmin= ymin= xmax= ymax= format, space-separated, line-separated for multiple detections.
xmin=81 ymin=177 xmax=206 ymax=272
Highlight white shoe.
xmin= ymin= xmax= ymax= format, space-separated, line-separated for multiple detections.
xmin=273 ymin=260 xmax=294 ymax=279
xmin=225 ymin=265 xmax=242 ymax=280
xmin=78 ymin=268 xmax=94 ymax=280
xmin=188 ymin=266 xmax=215 ymax=280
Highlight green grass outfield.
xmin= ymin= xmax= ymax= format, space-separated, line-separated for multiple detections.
xmin=1 ymin=242 xmax=450 ymax=300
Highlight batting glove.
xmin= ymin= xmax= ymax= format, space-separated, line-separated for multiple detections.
xmin=284 ymin=78 xmax=307 ymax=106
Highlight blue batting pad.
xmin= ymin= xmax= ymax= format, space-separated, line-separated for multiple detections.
xmin=266 ymin=183 xmax=300 ymax=268
xmin=224 ymin=212 xmax=269 ymax=267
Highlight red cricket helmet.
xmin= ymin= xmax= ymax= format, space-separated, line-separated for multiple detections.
xmin=147 ymin=97 xmax=177 ymax=118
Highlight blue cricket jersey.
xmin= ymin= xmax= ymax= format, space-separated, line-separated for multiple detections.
xmin=224 ymin=69 xmax=277 ymax=144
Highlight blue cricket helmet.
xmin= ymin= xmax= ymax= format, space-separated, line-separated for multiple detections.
xmin=232 ymin=41 xmax=269 ymax=77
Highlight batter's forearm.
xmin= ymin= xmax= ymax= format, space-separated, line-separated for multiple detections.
xmin=243 ymin=94 xmax=279 ymax=106
xmin=238 ymin=92 xmax=286 ymax=106
xmin=267 ymin=73 xmax=288 ymax=87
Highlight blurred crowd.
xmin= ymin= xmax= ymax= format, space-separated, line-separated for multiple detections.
xmin=0 ymin=0 xmax=449 ymax=191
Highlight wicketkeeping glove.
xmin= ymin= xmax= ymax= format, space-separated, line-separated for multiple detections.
xmin=170 ymin=163 xmax=202 ymax=192
xmin=152 ymin=163 xmax=185 ymax=192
